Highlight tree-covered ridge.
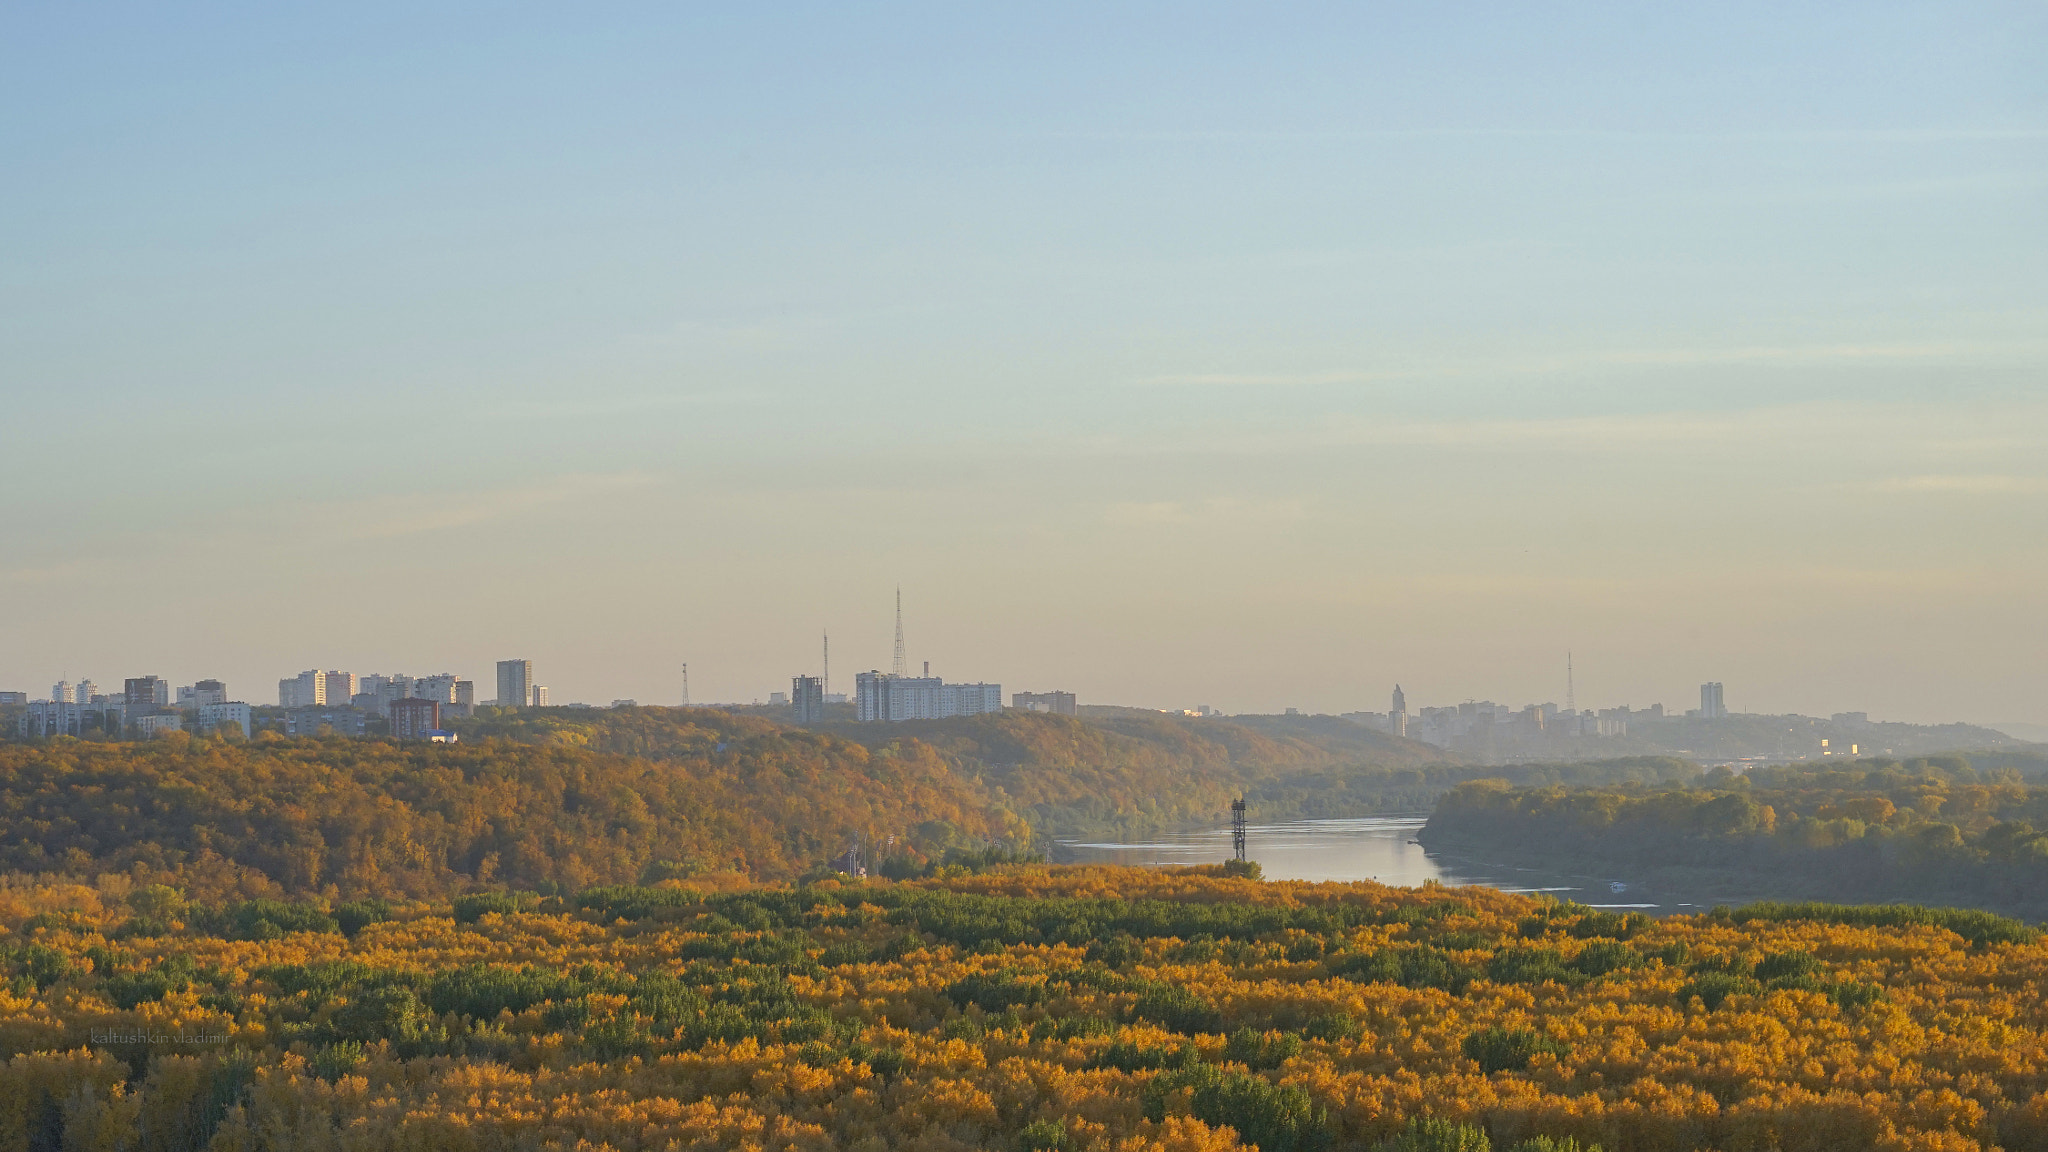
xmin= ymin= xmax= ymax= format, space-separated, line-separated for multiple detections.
xmin=457 ymin=707 xmax=1697 ymax=841
xmin=0 ymin=725 xmax=1017 ymax=900
xmin=0 ymin=710 xmax=1707 ymax=904
xmin=1422 ymin=753 xmax=2048 ymax=918
xmin=458 ymin=706 xmax=1456 ymax=840
xmin=1 ymin=867 xmax=2045 ymax=1151
xmin=835 ymin=709 xmax=1450 ymax=838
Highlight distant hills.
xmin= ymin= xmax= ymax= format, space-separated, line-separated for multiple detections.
xmin=1260 ymin=707 xmax=2021 ymax=767
xmin=1595 ymin=712 xmax=2022 ymax=763
xmin=0 ymin=702 xmax=2035 ymax=900
xmin=0 ymin=705 xmax=1517 ymax=896
xmin=473 ymin=704 xmax=1456 ymax=842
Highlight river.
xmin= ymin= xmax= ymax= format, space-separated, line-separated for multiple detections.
xmin=1058 ymin=815 xmax=1719 ymax=913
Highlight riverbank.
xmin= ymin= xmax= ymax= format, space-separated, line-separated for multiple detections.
xmin=1418 ymin=830 xmax=2048 ymax=922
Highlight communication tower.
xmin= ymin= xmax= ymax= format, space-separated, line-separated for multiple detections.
xmin=823 ymin=631 xmax=831 ymax=698
xmin=1231 ymin=798 xmax=1248 ymax=862
xmin=1566 ymin=651 xmax=1575 ymax=714
xmin=681 ymin=663 xmax=690 ymax=708
xmin=891 ymin=587 xmax=908 ymax=677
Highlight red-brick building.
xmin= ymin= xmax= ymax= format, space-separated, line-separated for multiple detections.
xmin=389 ymin=697 xmax=441 ymax=739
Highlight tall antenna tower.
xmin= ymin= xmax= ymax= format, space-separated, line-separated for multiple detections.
xmin=822 ymin=631 xmax=830 ymax=698
xmin=891 ymin=587 xmax=908 ymax=677
xmin=1231 ymin=798 xmax=1248 ymax=862
xmin=1566 ymin=651 xmax=1575 ymax=714
xmin=680 ymin=663 xmax=690 ymax=708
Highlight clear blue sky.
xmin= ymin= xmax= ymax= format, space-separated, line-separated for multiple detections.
xmin=3 ymin=3 xmax=2043 ymax=723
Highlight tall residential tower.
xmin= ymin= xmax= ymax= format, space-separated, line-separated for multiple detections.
xmin=497 ymin=659 xmax=533 ymax=708
xmin=1699 ymin=682 xmax=1726 ymax=720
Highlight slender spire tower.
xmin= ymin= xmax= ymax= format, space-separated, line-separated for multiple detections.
xmin=891 ymin=587 xmax=908 ymax=677
xmin=1566 ymin=651 xmax=1575 ymax=714
xmin=822 ymin=631 xmax=830 ymax=698
xmin=680 ymin=663 xmax=690 ymax=708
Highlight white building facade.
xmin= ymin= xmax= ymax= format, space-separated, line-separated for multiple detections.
xmin=279 ymin=670 xmax=325 ymax=708
xmin=855 ymin=672 xmax=1002 ymax=722
xmin=197 ymin=702 xmax=253 ymax=734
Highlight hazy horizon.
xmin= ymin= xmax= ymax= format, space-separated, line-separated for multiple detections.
xmin=4 ymin=5 xmax=2043 ymax=725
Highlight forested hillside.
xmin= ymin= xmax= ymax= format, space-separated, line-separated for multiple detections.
xmin=10 ymin=705 xmax=1998 ymax=911
xmin=0 ymin=721 xmax=1016 ymax=900
xmin=455 ymin=705 xmax=1462 ymax=840
xmin=4 ymin=865 xmax=2047 ymax=1151
xmin=0 ymin=705 xmax=1464 ymax=899
xmin=1423 ymin=752 xmax=2048 ymax=919
xmin=457 ymin=707 xmax=1693 ymax=840
xmin=823 ymin=709 xmax=1449 ymax=837
xmin=0 ymin=707 xmax=1691 ymax=902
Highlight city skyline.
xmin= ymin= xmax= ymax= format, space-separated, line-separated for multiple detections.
xmin=2 ymin=6 xmax=2041 ymax=727
xmin=1 ymin=647 xmax=2036 ymax=737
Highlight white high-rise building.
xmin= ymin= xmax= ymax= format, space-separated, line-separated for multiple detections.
xmin=197 ymin=702 xmax=253 ymax=735
xmin=1699 ymin=682 xmax=1727 ymax=720
xmin=279 ymin=669 xmax=326 ymax=708
xmin=178 ymin=680 xmax=227 ymax=708
xmin=349 ymin=674 xmax=411 ymax=718
xmin=323 ymin=671 xmax=356 ymax=703
xmin=413 ymin=674 xmax=460 ymax=703
xmin=21 ymin=701 xmax=84 ymax=738
xmin=75 ymin=680 xmax=96 ymax=704
xmin=855 ymin=672 xmax=1002 ymax=722
xmin=135 ymin=713 xmax=183 ymax=738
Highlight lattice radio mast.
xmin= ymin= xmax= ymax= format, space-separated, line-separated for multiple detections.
xmin=680 ymin=663 xmax=690 ymax=708
xmin=1566 ymin=651 xmax=1575 ymax=714
xmin=891 ymin=587 xmax=908 ymax=677
xmin=822 ymin=631 xmax=830 ymax=698
xmin=1231 ymin=797 xmax=1248 ymax=862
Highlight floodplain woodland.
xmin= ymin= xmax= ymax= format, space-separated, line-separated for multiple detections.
xmin=5 ymin=862 xmax=2048 ymax=1152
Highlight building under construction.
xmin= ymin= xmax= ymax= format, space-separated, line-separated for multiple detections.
xmin=791 ymin=675 xmax=825 ymax=723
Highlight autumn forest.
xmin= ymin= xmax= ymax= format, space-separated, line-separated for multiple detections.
xmin=1 ymin=708 xmax=2045 ymax=1151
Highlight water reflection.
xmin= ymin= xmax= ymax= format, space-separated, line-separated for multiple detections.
xmin=1058 ymin=816 xmax=1679 ymax=911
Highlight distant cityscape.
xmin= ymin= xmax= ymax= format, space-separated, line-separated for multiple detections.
xmin=0 ymin=606 xmax=2021 ymax=754
xmin=0 ymin=657 xmax=2002 ymax=766
xmin=3 ymin=659 xmax=549 ymax=741
xmin=1343 ymin=680 xmax=1739 ymax=749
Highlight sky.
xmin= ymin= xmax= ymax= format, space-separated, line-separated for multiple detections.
xmin=2 ymin=3 xmax=2044 ymax=724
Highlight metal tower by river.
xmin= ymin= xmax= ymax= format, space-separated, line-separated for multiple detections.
xmin=1231 ymin=797 xmax=1248 ymax=862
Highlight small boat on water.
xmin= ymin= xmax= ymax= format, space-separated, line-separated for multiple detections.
xmin=1609 ymin=881 xmax=1629 ymax=894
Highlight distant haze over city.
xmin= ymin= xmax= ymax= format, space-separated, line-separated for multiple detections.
xmin=3 ymin=633 xmax=2042 ymax=741
xmin=2 ymin=7 xmax=2041 ymax=727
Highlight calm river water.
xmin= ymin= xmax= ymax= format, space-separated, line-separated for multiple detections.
xmin=1058 ymin=816 xmax=1709 ymax=913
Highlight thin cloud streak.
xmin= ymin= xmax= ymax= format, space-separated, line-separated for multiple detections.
xmin=1045 ymin=127 xmax=2048 ymax=145
xmin=1069 ymin=400 xmax=2048 ymax=458
xmin=1101 ymin=497 xmax=1309 ymax=527
xmin=1856 ymin=475 xmax=2048 ymax=495
xmin=1134 ymin=340 xmax=2044 ymax=388
xmin=270 ymin=473 xmax=664 ymax=541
